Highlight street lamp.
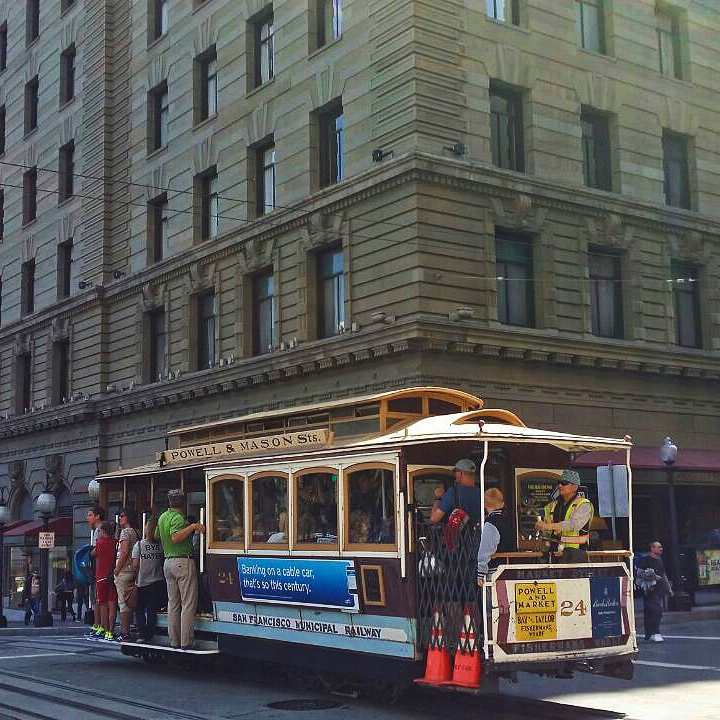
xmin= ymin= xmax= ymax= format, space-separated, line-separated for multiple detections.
xmin=87 ymin=479 xmax=100 ymax=501
xmin=34 ymin=487 xmax=56 ymax=627
xmin=0 ymin=489 xmax=9 ymax=628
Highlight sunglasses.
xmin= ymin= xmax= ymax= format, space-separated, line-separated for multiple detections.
xmin=558 ymin=480 xmax=572 ymax=486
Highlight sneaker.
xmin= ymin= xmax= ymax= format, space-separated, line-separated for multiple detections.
xmin=651 ymin=634 xmax=664 ymax=642
xmin=103 ymin=631 xmax=115 ymax=641
xmin=116 ymin=634 xmax=134 ymax=643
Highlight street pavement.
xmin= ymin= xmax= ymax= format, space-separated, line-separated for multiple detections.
xmin=0 ymin=617 xmax=716 ymax=720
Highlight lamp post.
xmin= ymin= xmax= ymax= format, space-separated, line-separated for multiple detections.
xmin=0 ymin=489 xmax=9 ymax=628
xmin=34 ymin=488 xmax=56 ymax=627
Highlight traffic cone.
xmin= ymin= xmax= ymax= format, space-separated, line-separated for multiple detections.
xmin=414 ymin=609 xmax=452 ymax=685
xmin=443 ymin=605 xmax=483 ymax=688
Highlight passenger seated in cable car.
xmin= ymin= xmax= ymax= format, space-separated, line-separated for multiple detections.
xmin=298 ymin=472 xmax=338 ymax=544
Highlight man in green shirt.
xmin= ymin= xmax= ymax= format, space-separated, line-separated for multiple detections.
xmin=156 ymin=490 xmax=205 ymax=649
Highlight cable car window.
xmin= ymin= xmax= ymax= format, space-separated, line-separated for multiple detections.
xmin=387 ymin=397 xmax=422 ymax=413
xmin=428 ymin=398 xmax=461 ymax=415
xmin=296 ymin=471 xmax=338 ymax=547
xmin=251 ymin=474 xmax=288 ymax=546
xmin=211 ymin=478 xmax=244 ymax=546
xmin=412 ymin=471 xmax=453 ymax=522
xmin=347 ymin=467 xmax=395 ymax=547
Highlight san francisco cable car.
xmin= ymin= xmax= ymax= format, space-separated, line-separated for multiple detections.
xmin=94 ymin=387 xmax=637 ymax=689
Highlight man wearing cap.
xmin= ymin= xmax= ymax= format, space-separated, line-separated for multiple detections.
xmin=535 ymin=469 xmax=594 ymax=562
xmin=430 ymin=458 xmax=481 ymax=526
xmin=156 ymin=490 xmax=205 ymax=649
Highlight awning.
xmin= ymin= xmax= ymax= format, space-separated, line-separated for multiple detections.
xmin=575 ymin=447 xmax=720 ymax=473
xmin=2 ymin=517 xmax=73 ymax=546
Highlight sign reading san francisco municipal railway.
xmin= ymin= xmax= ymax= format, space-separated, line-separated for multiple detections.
xmin=161 ymin=430 xmax=330 ymax=466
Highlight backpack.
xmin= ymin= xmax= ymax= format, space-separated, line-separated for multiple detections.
xmin=441 ymin=486 xmax=471 ymax=551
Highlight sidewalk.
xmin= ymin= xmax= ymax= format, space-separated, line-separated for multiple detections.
xmin=634 ymin=587 xmax=720 ymax=625
xmin=0 ymin=607 xmax=88 ymax=636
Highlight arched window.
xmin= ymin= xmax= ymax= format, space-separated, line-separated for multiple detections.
xmin=344 ymin=464 xmax=396 ymax=550
xmin=208 ymin=475 xmax=245 ymax=550
xmin=294 ymin=467 xmax=339 ymax=549
xmin=250 ymin=472 xmax=288 ymax=548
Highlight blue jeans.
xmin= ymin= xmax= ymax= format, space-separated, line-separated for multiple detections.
xmin=136 ymin=580 xmax=167 ymax=641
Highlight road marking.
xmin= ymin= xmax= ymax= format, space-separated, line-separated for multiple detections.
xmin=635 ymin=659 xmax=720 ymax=672
xmin=662 ymin=635 xmax=720 ymax=641
xmin=0 ymin=652 xmax=76 ymax=660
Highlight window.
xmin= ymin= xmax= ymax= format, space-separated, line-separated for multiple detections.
xmin=0 ymin=23 xmax=6 ymax=72
xmin=576 ymin=0 xmax=605 ymax=54
xmin=15 ymin=352 xmax=32 ymax=414
xmin=318 ymin=99 xmax=344 ymax=188
xmin=147 ymin=308 xmax=167 ymax=381
xmin=60 ymin=45 xmax=76 ymax=104
xmin=148 ymin=193 xmax=168 ymax=263
xmin=0 ymin=105 xmax=5 ymax=154
xmin=490 ymin=83 xmax=524 ymax=172
xmin=58 ymin=141 xmax=75 ymax=203
xmin=317 ymin=0 xmax=343 ymax=48
xmin=0 ymin=278 xmax=3 ymax=326
xmin=0 ymin=191 xmax=3 ymax=240
xmin=253 ymin=139 xmax=276 ymax=217
xmin=24 ymin=76 xmax=39 ymax=135
xmin=250 ymin=474 xmax=288 ymax=546
xmin=26 ymin=0 xmax=40 ymax=46
xmin=149 ymin=0 xmax=169 ymax=42
xmin=21 ymin=259 xmax=35 ymax=316
xmin=195 ymin=167 xmax=219 ymax=241
xmin=663 ymin=130 xmax=691 ymax=209
xmin=317 ymin=247 xmax=345 ymax=338
xmin=252 ymin=270 xmax=274 ymax=355
xmin=657 ymin=5 xmax=682 ymax=79
xmin=52 ymin=340 xmax=70 ymax=405
xmin=57 ymin=239 xmax=73 ymax=300
xmin=486 ymin=0 xmax=520 ymax=25
xmin=581 ymin=109 xmax=612 ymax=191
xmin=195 ymin=46 xmax=218 ymax=124
xmin=589 ymin=250 xmax=623 ymax=338
xmin=210 ymin=476 xmax=244 ymax=548
xmin=495 ymin=232 xmax=534 ymax=327
xmin=672 ymin=262 xmax=701 ymax=348
xmin=196 ymin=290 xmax=216 ymax=369
xmin=295 ymin=469 xmax=338 ymax=548
xmin=23 ymin=167 xmax=38 ymax=225
xmin=249 ymin=8 xmax=274 ymax=90
xmin=148 ymin=81 xmax=169 ymax=153
xmin=346 ymin=466 xmax=395 ymax=548
xmin=61 ymin=0 xmax=76 ymax=13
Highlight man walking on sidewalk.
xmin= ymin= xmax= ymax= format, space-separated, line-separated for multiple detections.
xmin=157 ymin=490 xmax=205 ymax=650
xmin=638 ymin=540 xmax=672 ymax=642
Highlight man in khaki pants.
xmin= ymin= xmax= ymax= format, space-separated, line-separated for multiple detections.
xmin=156 ymin=490 xmax=205 ymax=649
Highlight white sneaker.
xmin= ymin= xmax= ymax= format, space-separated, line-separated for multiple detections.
xmin=651 ymin=634 xmax=664 ymax=642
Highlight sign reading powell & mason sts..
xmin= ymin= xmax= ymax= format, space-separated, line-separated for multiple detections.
xmin=160 ymin=429 xmax=331 ymax=466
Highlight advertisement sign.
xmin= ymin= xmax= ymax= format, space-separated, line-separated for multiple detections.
xmin=515 ymin=469 xmax=561 ymax=549
xmin=590 ymin=576 xmax=622 ymax=638
xmin=38 ymin=532 xmax=55 ymax=550
xmin=237 ymin=558 xmax=359 ymax=612
xmin=697 ymin=549 xmax=720 ymax=587
xmin=514 ymin=582 xmax=557 ymax=641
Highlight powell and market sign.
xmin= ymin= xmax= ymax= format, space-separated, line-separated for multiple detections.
xmin=159 ymin=430 xmax=331 ymax=466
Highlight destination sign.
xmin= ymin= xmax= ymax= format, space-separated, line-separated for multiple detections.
xmin=161 ymin=429 xmax=331 ymax=466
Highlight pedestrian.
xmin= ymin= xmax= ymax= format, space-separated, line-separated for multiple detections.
xmin=637 ymin=540 xmax=672 ymax=642
xmin=91 ymin=521 xmax=117 ymax=640
xmin=114 ymin=508 xmax=140 ymax=642
xmin=535 ymin=469 xmax=594 ymax=562
xmin=156 ymin=490 xmax=205 ymax=650
xmin=476 ymin=488 xmax=513 ymax=587
xmin=86 ymin=504 xmax=105 ymax=635
xmin=58 ymin=570 xmax=76 ymax=622
xmin=29 ymin=571 xmax=41 ymax=624
xmin=132 ymin=514 xmax=166 ymax=643
xmin=76 ymin=582 xmax=88 ymax=623
xmin=22 ymin=563 xmax=35 ymax=626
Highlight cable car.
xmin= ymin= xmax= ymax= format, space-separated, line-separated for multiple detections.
xmin=95 ymin=387 xmax=637 ymax=690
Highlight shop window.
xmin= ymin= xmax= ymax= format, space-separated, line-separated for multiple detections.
xmin=251 ymin=474 xmax=288 ymax=546
xmin=210 ymin=476 xmax=244 ymax=548
xmin=295 ymin=470 xmax=338 ymax=547
xmin=346 ymin=466 xmax=395 ymax=548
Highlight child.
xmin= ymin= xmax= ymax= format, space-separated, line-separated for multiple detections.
xmin=91 ymin=521 xmax=117 ymax=640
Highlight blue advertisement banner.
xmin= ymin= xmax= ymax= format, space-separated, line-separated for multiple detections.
xmin=237 ymin=558 xmax=359 ymax=612
xmin=590 ymin=576 xmax=622 ymax=638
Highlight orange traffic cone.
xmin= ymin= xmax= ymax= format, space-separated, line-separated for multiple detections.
xmin=443 ymin=605 xmax=483 ymax=688
xmin=415 ymin=609 xmax=452 ymax=686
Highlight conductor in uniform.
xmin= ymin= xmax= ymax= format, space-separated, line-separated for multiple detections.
xmin=535 ymin=469 xmax=594 ymax=562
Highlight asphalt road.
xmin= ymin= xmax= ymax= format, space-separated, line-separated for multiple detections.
xmin=0 ymin=620 xmax=717 ymax=720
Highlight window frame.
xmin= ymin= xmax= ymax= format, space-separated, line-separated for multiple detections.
xmin=495 ymin=231 xmax=534 ymax=328
xmin=147 ymin=193 xmax=168 ymax=263
xmin=252 ymin=268 xmax=275 ymax=356
xmin=662 ymin=130 xmax=691 ymax=210
xmin=26 ymin=0 xmax=40 ymax=47
xmin=293 ymin=466 xmax=340 ymax=551
xmin=52 ymin=339 xmax=70 ymax=406
xmin=316 ymin=0 xmax=343 ymax=49
xmin=672 ymin=261 xmax=701 ymax=349
xmin=253 ymin=138 xmax=276 ymax=218
xmin=0 ymin=23 xmax=7 ymax=72
xmin=24 ymin=76 xmax=39 ymax=136
xmin=656 ymin=4 xmax=683 ymax=80
xmin=0 ymin=104 xmax=6 ymax=155
xmin=57 ymin=238 xmax=73 ymax=300
xmin=581 ymin=108 xmax=612 ymax=191
xmin=489 ymin=82 xmax=524 ymax=173
xmin=207 ymin=474 xmax=246 ymax=552
xmin=576 ymin=0 xmax=606 ymax=55
xmin=16 ymin=351 xmax=32 ymax=415
xmin=195 ymin=45 xmax=218 ymax=125
xmin=21 ymin=259 xmax=35 ymax=316
xmin=148 ymin=81 xmax=169 ymax=154
xmin=22 ymin=167 xmax=38 ymax=226
xmin=588 ymin=248 xmax=624 ymax=339
xmin=195 ymin=167 xmax=219 ymax=241
xmin=147 ymin=307 xmax=167 ymax=382
xmin=317 ymin=245 xmax=346 ymax=339
xmin=196 ymin=289 xmax=217 ymax=370
xmin=250 ymin=8 xmax=275 ymax=91
xmin=486 ymin=0 xmax=520 ymax=25
xmin=343 ymin=462 xmax=397 ymax=552
xmin=149 ymin=0 xmax=169 ymax=43
xmin=60 ymin=44 xmax=76 ymax=105
xmin=318 ymin=100 xmax=344 ymax=188
xmin=58 ymin=140 xmax=75 ymax=204
xmin=248 ymin=470 xmax=290 ymax=550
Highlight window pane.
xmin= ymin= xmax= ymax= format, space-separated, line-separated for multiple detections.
xmin=159 ymin=91 xmax=169 ymax=146
xmin=348 ymin=468 xmax=395 ymax=545
xmin=207 ymin=59 xmax=218 ymax=116
xmin=579 ymin=1 xmax=603 ymax=53
xmin=487 ymin=0 xmax=506 ymax=21
xmin=334 ymin=113 xmax=344 ymax=181
xmin=496 ymin=235 xmax=532 ymax=326
xmin=254 ymin=271 xmax=274 ymax=354
xmin=252 ymin=476 xmax=288 ymax=544
xmin=209 ymin=175 xmax=220 ymax=237
xmin=297 ymin=472 xmax=338 ymax=544
xmin=160 ymin=0 xmax=169 ymax=35
xmin=212 ymin=479 xmax=244 ymax=543
xmin=263 ymin=146 xmax=276 ymax=213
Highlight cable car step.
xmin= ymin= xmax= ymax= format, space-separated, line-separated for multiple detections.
xmin=120 ymin=638 xmax=219 ymax=655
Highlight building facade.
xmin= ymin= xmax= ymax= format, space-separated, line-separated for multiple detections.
xmin=0 ymin=0 xmax=719 ymax=604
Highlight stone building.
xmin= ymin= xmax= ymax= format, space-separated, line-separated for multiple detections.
xmin=0 ymin=0 xmax=719 ymax=605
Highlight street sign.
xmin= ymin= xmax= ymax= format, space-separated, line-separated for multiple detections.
xmin=596 ymin=465 xmax=629 ymax=517
xmin=38 ymin=531 xmax=55 ymax=549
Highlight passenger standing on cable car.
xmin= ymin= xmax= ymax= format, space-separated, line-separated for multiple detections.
xmin=535 ymin=469 xmax=594 ymax=562
xmin=476 ymin=488 xmax=513 ymax=587
xmin=156 ymin=490 xmax=205 ymax=650
xmin=429 ymin=458 xmax=481 ymax=527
